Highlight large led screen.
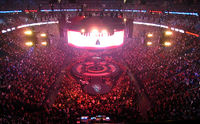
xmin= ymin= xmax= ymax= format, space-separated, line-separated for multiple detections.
xmin=67 ymin=30 xmax=124 ymax=48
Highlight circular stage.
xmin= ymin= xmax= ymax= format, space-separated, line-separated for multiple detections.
xmin=72 ymin=57 xmax=120 ymax=78
xmin=71 ymin=57 xmax=121 ymax=95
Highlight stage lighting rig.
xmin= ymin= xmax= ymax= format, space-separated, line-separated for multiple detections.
xmin=91 ymin=29 xmax=99 ymax=34
xmin=41 ymin=41 xmax=47 ymax=46
xmin=23 ymin=28 xmax=37 ymax=47
xmin=165 ymin=31 xmax=173 ymax=36
xmin=25 ymin=41 xmax=34 ymax=47
xmin=123 ymin=18 xmax=127 ymax=23
xmin=101 ymin=29 xmax=108 ymax=34
xmin=144 ymin=33 xmax=154 ymax=46
xmin=147 ymin=33 xmax=153 ymax=38
xmin=81 ymin=29 xmax=85 ymax=33
xmin=160 ymin=30 xmax=173 ymax=47
xmin=39 ymin=32 xmax=49 ymax=46
xmin=147 ymin=41 xmax=152 ymax=46
xmin=24 ymin=30 xmax=32 ymax=35
xmin=40 ymin=33 xmax=47 ymax=37
xmin=164 ymin=41 xmax=172 ymax=47
xmin=67 ymin=16 xmax=124 ymax=48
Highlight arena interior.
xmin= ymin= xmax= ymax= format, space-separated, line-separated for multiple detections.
xmin=0 ymin=0 xmax=200 ymax=123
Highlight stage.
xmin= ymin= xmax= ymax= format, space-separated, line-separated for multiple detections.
xmin=70 ymin=56 xmax=122 ymax=95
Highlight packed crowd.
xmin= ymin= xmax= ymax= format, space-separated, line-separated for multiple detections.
xmin=0 ymin=30 xmax=66 ymax=123
xmin=120 ymin=26 xmax=200 ymax=121
xmin=130 ymin=12 xmax=200 ymax=33
xmin=0 ymin=31 xmax=26 ymax=60
xmin=0 ymin=11 xmax=200 ymax=123
xmin=52 ymin=64 xmax=140 ymax=123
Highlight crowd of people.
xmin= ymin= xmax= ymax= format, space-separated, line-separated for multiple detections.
xmin=0 ymin=32 xmax=66 ymax=123
xmin=52 ymin=66 xmax=140 ymax=123
xmin=120 ymin=25 xmax=200 ymax=121
xmin=130 ymin=11 xmax=200 ymax=34
xmin=0 ymin=9 xmax=200 ymax=123
xmin=0 ymin=31 xmax=25 ymax=60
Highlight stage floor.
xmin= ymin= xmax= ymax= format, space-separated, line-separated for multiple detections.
xmin=70 ymin=56 xmax=122 ymax=95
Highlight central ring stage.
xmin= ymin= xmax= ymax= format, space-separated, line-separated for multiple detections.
xmin=71 ymin=57 xmax=121 ymax=95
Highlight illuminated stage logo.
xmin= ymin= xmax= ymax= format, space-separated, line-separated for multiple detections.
xmin=67 ymin=30 xmax=124 ymax=48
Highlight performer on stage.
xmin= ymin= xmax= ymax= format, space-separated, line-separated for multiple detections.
xmin=96 ymin=39 xmax=100 ymax=45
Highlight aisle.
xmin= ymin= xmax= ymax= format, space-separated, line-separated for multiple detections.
xmin=44 ymin=54 xmax=72 ymax=107
xmin=126 ymin=65 xmax=152 ymax=121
